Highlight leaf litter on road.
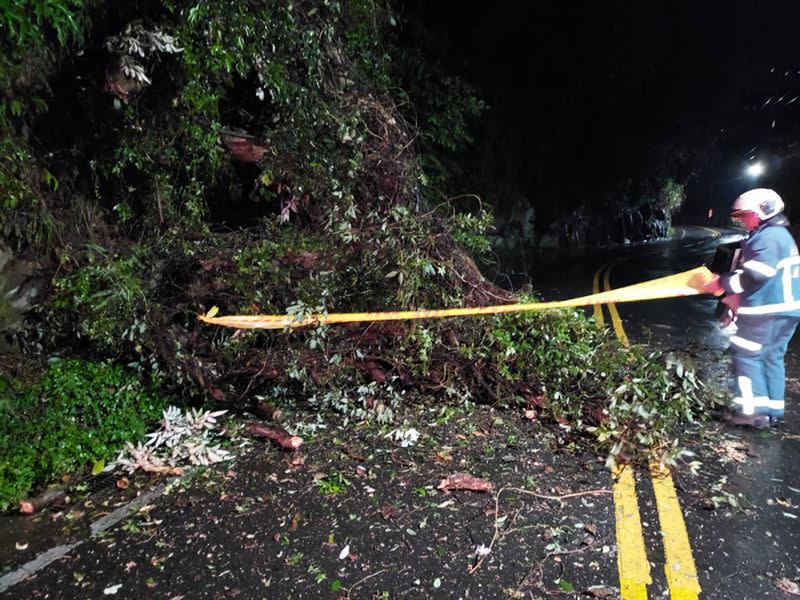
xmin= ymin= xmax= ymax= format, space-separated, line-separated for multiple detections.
xmin=7 ymin=404 xmax=625 ymax=599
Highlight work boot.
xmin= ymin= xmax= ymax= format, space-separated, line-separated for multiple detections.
xmin=723 ymin=412 xmax=771 ymax=429
xmin=769 ymin=415 xmax=785 ymax=428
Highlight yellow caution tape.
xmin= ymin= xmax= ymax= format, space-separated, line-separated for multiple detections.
xmin=198 ymin=265 xmax=714 ymax=330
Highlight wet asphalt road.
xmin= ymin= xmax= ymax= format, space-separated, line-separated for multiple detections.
xmin=528 ymin=225 xmax=800 ymax=599
xmin=1 ymin=227 xmax=798 ymax=599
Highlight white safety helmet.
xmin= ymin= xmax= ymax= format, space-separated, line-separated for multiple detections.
xmin=731 ymin=188 xmax=784 ymax=220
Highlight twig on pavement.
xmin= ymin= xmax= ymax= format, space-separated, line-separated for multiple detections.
xmin=468 ymin=485 xmax=612 ymax=574
xmin=345 ymin=568 xmax=388 ymax=598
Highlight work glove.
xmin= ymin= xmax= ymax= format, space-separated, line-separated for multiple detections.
xmin=719 ymin=306 xmax=736 ymax=329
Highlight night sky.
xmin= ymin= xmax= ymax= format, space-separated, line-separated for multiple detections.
xmin=400 ymin=1 xmax=800 ymax=222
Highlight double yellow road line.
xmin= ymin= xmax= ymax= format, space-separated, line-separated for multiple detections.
xmin=593 ymin=258 xmax=630 ymax=346
xmin=594 ymin=260 xmax=702 ymax=600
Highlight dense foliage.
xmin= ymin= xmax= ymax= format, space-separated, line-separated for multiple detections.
xmin=0 ymin=0 xmax=91 ymax=244
xmin=0 ymin=0 xmax=716 ymax=497
xmin=0 ymin=359 xmax=166 ymax=509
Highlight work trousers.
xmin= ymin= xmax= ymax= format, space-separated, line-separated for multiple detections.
xmin=730 ymin=314 xmax=799 ymax=417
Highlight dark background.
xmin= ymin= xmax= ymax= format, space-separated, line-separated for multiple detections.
xmin=399 ymin=1 xmax=800 ymax=224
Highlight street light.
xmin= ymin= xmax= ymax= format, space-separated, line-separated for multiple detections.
xmin=746 ymin=162 xmax=765 ymax=178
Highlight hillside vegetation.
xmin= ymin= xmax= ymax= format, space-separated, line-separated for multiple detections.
xmin=0 ymin=0 xmax=716 ymax=505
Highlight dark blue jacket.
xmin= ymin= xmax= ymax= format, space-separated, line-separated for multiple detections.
xmin=721 ymin=214 xmax=800 ymax=317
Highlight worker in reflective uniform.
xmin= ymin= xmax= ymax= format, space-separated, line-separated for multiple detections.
xmin=704 ymin=188 xmax=800 ymax=427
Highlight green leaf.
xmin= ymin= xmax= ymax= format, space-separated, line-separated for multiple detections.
xmin=43 ymin=170 xmax=59 ymax=191
xmin=91 ymin=459 xmax=105 ymax=475
xmin=330 ymin=580 xmax=341 ymax=592
xmin=558 ymin=579 xmax=574 ymax=592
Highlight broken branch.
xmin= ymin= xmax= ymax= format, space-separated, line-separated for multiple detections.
xmin=19 ymin=488 xmax=67 ymax=514
xmin=246 ymin=422 xmax=304 ymax=449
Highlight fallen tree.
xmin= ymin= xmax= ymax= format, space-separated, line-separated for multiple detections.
xmin=1 ymin=0 xmax=717 ymax=499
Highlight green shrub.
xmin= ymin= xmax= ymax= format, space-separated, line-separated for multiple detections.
xmin=0 ymin=359 xmax=167 ymax=510
xmin=53 ymin=246 xmax=146 ymax=352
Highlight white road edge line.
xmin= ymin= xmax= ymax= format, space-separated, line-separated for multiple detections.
xmin=0 ymin=473 xmax=188 ymax=593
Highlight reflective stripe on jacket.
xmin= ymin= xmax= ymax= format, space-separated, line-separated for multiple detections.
xmin=721 ymin=214 xmax=800 ymax=317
